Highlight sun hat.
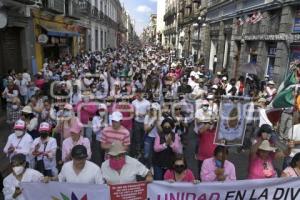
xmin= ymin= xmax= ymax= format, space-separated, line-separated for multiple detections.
xmin=258 ymin=140 xmax=277 ymax=152
xmin=150 ymin=103 xmax=160 ymax=111
xmin=22 ymin=106 xmax=32 ymax=114
xmin=14 ymin=120 xmax=26 ymax=130
xmin=107 ymin=141 xmax=127 ymax=156
xmin=70 ymin=122 xmax=82 ymax=135
xmin=258 ymin=98 xmax=267 ymax=103
xmin=267 ymin=80 xmax=275 ymax=85
xmin=111 ymin=111 xmax=123 ymax=122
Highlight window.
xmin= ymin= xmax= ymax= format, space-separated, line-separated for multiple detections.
xmin=100 ymin=30 xmax=103 ymax=49
xmin=104 ymin=31 xmax=107 ymax=48
xmin=95 ymin=29 xmax=99 ymax=50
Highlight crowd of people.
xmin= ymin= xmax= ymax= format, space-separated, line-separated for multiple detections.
xmin=0 ymin=43 xmax=299 ymax=200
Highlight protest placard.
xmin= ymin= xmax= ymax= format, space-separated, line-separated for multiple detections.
xmin=110 ymin=182 xmax=147 ymax=200
xmin=214 ymin=96 xmax=250 ymax=146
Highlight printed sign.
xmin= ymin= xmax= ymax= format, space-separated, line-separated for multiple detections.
xmin=110 ymin=182 xmax=147 ymax=200
xmin=214 ymin=96 xmax=250 ymax=146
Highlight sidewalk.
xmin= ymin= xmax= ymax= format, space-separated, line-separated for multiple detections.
xmin=0 ymin=110 xmax=11 ymax=177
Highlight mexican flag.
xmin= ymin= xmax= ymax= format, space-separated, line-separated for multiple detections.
xmin=271 ymin=71 xmax=298 ymax=108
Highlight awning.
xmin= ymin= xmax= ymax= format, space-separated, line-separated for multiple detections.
xmin=40 ymin=24 xmax=80 ymax=37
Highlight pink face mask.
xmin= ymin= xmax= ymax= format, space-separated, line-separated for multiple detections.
xmin=109 ymin=156 xmax=126 ymax=171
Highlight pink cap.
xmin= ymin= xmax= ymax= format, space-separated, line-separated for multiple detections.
xmin=70 ymin=122 xmax=82 ymax=135
xmin=39 ymin=122 xmax=51 ymax=132
xmin=14 ymin=120 xmax=26 ymax=130
xmin=64 ymin=103 xmax=73 ymax=110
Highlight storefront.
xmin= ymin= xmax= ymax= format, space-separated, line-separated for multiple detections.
xmin=33 ymin=11 xmax=80 ymax=70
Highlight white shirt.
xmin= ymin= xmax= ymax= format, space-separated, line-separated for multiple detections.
xmin=288 ymin=124 xmax=300 ymax=157
xmin=22 ymin=72 xmax=31 ymax=83
xmin=4 ymin=133 xmax=33 ymax=161
xmin=144 ymin=115 xmax=158 ymax=138
xmin=58 ymin=160 xmax=104 ymax=184
xmin=132 ymin=99 xmax=151 ymax=123
xmin=92 ymin=116 xmax=108 ymax=141
xmin=31 ymin=137 xmax=57 ymax=173
xmin=15 ymin=79 xmax=28 ymax=96
xmin=258 ymin=108 xmax=272 ymax=127
xmin=3 ymin=168 xmax=43 ymax=200
xmin=101 ymin=156 xmax=149 ymax=185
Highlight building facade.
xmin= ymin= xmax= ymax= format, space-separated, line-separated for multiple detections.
xmin=0 ymin=0 xmax=132 ymax=74
xmin=203 ymin=0 xmax=300 ymax=83
xmin=156 ymin=0 xmax=166 ymax=45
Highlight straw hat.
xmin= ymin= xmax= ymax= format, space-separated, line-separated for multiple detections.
xmin=107 ymin=141 xmax=127 ymax=156
xmin=22 ymin=106 xmax=33 ymax=114
xmin=258 ymin=140 xmax=277 ymax=152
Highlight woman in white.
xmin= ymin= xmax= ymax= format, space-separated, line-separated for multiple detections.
xmin=31 ymin=122 xmax=57 ymax=177
xmin=92 ymin=104 xmax=108 ymax=163
xmin=3 ymin=154 xmax=43 ymax=200
xmin=21 ymin=106 xmax=38 ymax=139
xmin=3 ymin=120 xmax=33 ymax=164
xmin=143 ymin=103 xmax=160 ymax=168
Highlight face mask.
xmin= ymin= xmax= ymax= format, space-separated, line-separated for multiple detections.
xmin=13 ymin=166 xmax=24 ymax=176
xmin=40 ymin=132 xmax=48 ymax=139
xmin=12 ymin=105 xmax=18 ymax=110
xmin=99 ymin=112 xmax=106 ymax=117
xmin=109 ymin=156 xmax=126 ymax=171
xmin=64 ymin=111 xmax=71 ymax=117
xmin=174 ymin=165 xmax=186 ymax=174
xmin=202 ymin=106 xmax=208 ymax=111
xmin=163 ymin=127 xmax=172 ymax=134
xmin=83 ymin=97 xmax=89 ymax=102
xmin=15 ymin=130 xmax=24 ymax=137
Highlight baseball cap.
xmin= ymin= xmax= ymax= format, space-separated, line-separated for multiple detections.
xmin=39 ymin=122 xmax=51 ymax=132
xmin=107 ymin=141 xmax=127 ymax=156
xmin=14 ymin=120 xmax=26 ymax=130
xmin=71 ymin=145 xmax=88 ymax=159
xmin=111 ymin=111 xmax=123 ymax=122
xmin=64 ymin=103 xmax=73 ymax=110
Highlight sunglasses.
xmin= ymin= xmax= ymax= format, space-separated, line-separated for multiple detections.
xmin=175 ymin=108 xmax=181 ymax=111
xmin=174 ymin=165 xmax=185 ymax=168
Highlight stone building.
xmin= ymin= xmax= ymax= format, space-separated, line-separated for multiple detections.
xmin=204 ymin=0 xmax=300 ymax=83
xmin=0 ymin=0 xmax=132 ymax=74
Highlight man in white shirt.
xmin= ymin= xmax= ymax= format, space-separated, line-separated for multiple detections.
xmin=101 ymin=141 xmax=152 ymax=185
xmin=3 ymin=154 xmax=43 ymax=200
xmin=58 ymin=145 xmax=104 ymax=184
xmin=131 ymin=89 xmax=150 ymax=158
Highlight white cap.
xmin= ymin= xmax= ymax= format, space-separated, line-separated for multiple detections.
xmin=111 ymin=111 xmax=123 ymax=122
xmin=212 ymin=85 xmax=218 ymax=89
xmin=222 ymin=77 xmax=227 ymax=81
xmin=268 ymin=80 xmax=275 ymax=85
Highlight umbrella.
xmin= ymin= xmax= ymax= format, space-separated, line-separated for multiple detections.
xmin=240 ymin=63 xmax=262 ymax=75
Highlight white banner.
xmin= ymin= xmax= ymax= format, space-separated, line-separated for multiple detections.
xmin=147 ymin=178 xmax=300 ymax=200
xmin=21 ymin=182 xmax=110 ymax=200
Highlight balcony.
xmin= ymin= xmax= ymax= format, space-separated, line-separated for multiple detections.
xmin=42 ymin=0 xmax=65 ymax=14
xmin=91 ymin=6 xmax=98 ymax=19
xmin=13 ymin=0 xmax=36 ymax=5
xmin=78 ymin=0 xmax=91 ymax=16
xmin=65 ymin=0 xmax=80 ymax=20
xmin=164 ymin=7 xmax=176 ymax=21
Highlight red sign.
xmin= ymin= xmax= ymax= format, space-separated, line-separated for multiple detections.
xmin=110 ymin=182 xmax=147 ymax=200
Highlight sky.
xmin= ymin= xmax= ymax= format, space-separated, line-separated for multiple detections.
xmin=119 ymin=0 xmax=157 ymax=35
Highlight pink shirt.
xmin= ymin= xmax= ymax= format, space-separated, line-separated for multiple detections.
xmin=197 ymin=129 xmax=216 ymax=161
xmin=112 ymin=103 xmax=134 ymax=131
xmin=248 ymin=154 xmax=276 ymax=179
xmin=201 ymin=157 xmax=236 ymax=182
xmin=75 ymin=101 xmax=98 ymax=124
xmin=154 ymin=134 xmax=182 ymax=154
xmin=100 ymin=126 xmax=130 ymax=146
xmin=282 ymin=167 xmax=299 ymax=177
xmin=164 ymin=169 xmax=195 ymax=182
xmin=55 ymin=117 xmax=81 ymax=139
xmin=62 ymin=136 xmax=91 ymax=162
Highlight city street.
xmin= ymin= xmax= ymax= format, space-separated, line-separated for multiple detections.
xmin=1 ymin=0 xmax=300 ymax=200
